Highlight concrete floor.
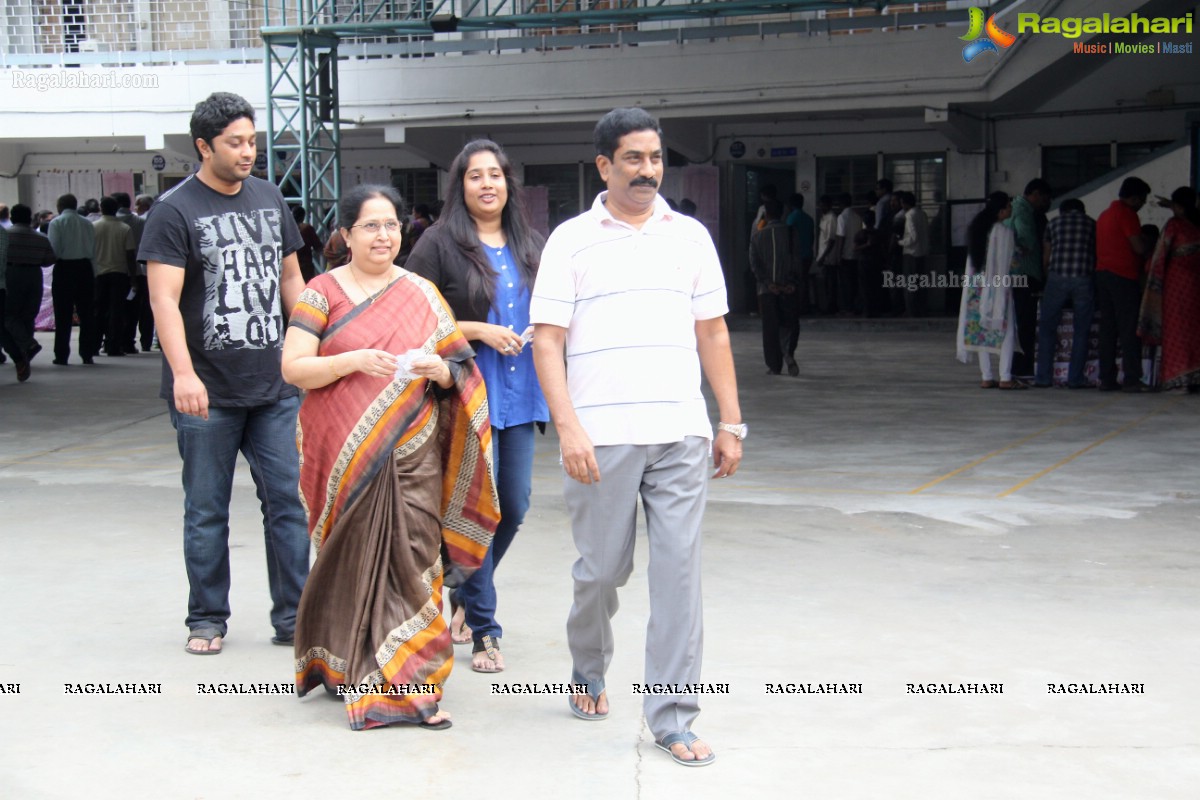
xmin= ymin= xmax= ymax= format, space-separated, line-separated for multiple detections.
xmin=1 ymin=320 xmax=1197 ymax=799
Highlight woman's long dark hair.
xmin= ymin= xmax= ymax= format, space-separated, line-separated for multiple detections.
xmin=437 ymin=139 xmax=540 ymax=313
xmin=967 ymin=191 xmax=1011 ymax=269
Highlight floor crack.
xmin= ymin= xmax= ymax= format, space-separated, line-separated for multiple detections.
xmin=634 ymin=712 xmax=647 ymax=798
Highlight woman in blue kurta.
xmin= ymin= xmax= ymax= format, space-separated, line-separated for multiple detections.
xmin=407 ymin=139 xmax=548 ymax=672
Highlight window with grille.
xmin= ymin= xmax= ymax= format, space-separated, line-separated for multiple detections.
xmin=817 ymin=155 xmax=876 ymax=207
xmin=884 ymin=153 xmax=947 ymax=255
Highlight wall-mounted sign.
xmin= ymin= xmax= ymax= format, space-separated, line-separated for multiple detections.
xmin=770 ymin=147 xmax=797 ymax=158
xmin=254 ymin=153 xmax=268 ymax=170
xmin=729 ymin=141 xmax=746 ymax=159
xmin=151 ymin=154 xmax=166 ymax=171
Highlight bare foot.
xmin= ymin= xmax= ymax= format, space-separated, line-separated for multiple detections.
xmin=471 ymin=645 xmax=505 ymax=672
xmin=425 ymin=710 xmax=452 ymax=725
xmin=668 ymin=736 xmax=712 ymax=763
xmin=450 ymin=605 xmax=472 ymax=644
xmin=571 ymin=690 xmax=608 ymax=717
xmin=185 ymin=635 xmax=222 ymax=654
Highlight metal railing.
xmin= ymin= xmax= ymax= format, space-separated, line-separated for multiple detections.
xmin=1 ymin=1 xmax=965 ymax=66
xmin=0 ymin=0 xmax=264 ymax=61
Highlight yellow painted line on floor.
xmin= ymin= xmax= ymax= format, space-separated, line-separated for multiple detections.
xmin=997 ymin=395 xmax=1185 ymax=498
xmin=908 ymin=398 xmax=1121 ymax=495
xmin=726 ymin=485 xmax=911 ymax=496
xmin=3 ymin=458 xmax=182 ymax=470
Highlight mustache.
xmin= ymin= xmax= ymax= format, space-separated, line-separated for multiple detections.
xmin=630 ymin=177 xmax=659 ymax=188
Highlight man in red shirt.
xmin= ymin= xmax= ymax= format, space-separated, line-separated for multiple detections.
xmin=1095 ymin=177 xmax=1151 ymax=391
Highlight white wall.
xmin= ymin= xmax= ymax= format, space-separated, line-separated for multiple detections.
xmin=0 ymin=177 xmax=17 ymax=204
xmin=1068 ymin=146 xmax=1189 ymax=233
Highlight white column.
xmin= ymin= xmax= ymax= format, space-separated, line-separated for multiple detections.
xmin=207 ymin=0 xmax=231 ymax=49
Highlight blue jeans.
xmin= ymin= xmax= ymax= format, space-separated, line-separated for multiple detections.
xmin=455 ymin=422 xmax=536 ymax=643
xmin=1035 ymin=274 xmax=1095 ymax=387
xmin=169 ymin=395 xmax=310 ymax=638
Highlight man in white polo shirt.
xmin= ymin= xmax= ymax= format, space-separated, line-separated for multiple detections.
xmin=531 ymin=107 xmax=744 ymax=768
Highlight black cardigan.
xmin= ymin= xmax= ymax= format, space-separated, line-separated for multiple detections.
xmin=406 ymin=221 xmax=544 ymax=324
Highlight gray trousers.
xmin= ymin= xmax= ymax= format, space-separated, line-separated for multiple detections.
xmin=564 ymin=436 xmax=709 ymax=738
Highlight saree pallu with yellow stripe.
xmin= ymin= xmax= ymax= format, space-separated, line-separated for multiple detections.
xmin=289 ymin=271 xmax=499 ymax=730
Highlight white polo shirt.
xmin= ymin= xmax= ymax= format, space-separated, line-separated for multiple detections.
xmin=530 ymin=192 xmax=729 ymax=446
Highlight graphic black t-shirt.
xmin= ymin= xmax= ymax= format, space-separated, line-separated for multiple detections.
xmin=138 ymin=174 xmax=302 ymax=406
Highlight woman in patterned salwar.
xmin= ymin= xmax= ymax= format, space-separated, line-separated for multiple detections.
xmin=1139 ymin=186 xmax=1200 ymax=393
xmin=956 ymin=191 xmax=1026 ymax=390
xmin=281 ymin=185 xmax=499 ymax=731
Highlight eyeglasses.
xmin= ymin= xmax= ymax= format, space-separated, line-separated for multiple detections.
xmin=351 ymin=220 xmax=402 ymax=234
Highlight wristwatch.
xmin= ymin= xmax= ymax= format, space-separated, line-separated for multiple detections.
xmin=717 ymin=422 xmax=749 ymax=441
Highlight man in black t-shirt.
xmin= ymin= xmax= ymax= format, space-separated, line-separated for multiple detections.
xmin=140 ymin=92 xmax=309 ymax=656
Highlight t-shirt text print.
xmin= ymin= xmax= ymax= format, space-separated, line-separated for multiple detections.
xmin=197 ymin=208 xmax=285 ymax=350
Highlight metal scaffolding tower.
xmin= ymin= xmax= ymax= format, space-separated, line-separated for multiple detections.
xmin=264 ymin=25 xmax=341 ymax=243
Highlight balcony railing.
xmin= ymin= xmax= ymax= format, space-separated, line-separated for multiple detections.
xmin=0 ymin=1 xmax=963 ymax=67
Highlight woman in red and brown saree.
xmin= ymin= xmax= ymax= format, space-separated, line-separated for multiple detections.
xmin=1139 ymin=186 xmax=1200 ymax=392
xmin=281 ymin=185 xmax=499 ymax=731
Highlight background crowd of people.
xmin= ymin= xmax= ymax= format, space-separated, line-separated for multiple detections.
xmin=742 ymin=179 xmax=932 ymax=376
xmin=11 ymin=170 xmax=1196 ymax=396
xmin=955 ymin=176 xmax=1200 ymax=394
xmin=0 ymin=192 xmax=158 ymax=380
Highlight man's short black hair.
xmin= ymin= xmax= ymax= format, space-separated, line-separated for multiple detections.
xmin=10 ymin=204 xmax=33 ymax=225
xmin=56 ymin=193 xmax=78 ymax=212
xmin=100 ymin=196 xmax=118 ymax=216
xmin=788 ymin=192 xmax=805 ymax=209
xmin=1024 ymin=178 xmax=1052 ymax=197
xmin=1059 ymin=198 xmax=1086 ymax=215
xmin=762 ymin=199 xmax=783 ymax=220
xmin=877 ymin=178 xmax=894 ymax=192
xmin=111 ymin=192 xmax=132 ymax=210
xmin=594 ymin=107 xmax=662 ymax=160
xmin=190 ymin=92 xmax=256 ymax=159
xmin=1118 ymin=176 xmax=1151 ymax=199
